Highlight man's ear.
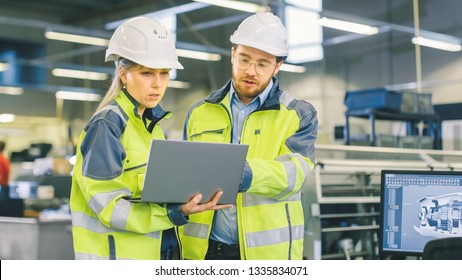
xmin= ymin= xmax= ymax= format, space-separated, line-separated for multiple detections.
xmin=230 ymin=47 xmax=235 ymax=64
xmin=273 ymin=61 xmax=283 ymax=76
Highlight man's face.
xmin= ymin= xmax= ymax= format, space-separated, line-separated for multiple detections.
xmin=231 ymin=45 xmax=282 ymax=105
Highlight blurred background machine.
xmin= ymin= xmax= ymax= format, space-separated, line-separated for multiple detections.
xmin=302 ymin=144 xmax=462 ymax=260
xmin=0 ymin=142 xmax=74 ymax=260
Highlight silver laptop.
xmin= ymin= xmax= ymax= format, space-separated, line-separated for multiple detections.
xmin=139 ymin=139 xmax=249 ymax=204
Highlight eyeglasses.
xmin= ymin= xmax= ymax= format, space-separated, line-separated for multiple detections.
xmin=233 ymin=55 xmax=277 ymax=75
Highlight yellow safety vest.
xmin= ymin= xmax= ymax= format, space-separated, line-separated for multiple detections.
xmin=70 ymin=90 xmax=177 ymax=260
xmin=179 ymin=78 xmax=318 ymax=260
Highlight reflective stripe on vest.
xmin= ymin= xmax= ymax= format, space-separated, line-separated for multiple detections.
xmin=243 ymin=192 xmax=301 ymax=207
xmin=272 ymin=153 xmax=310 ymax=200
xmin=100 ymin=104 xmax=128 ymax=125
xmin=89 ymin=188 xmax=131 ymax=215
xmin=88 ymin=188 xmax=132 ymax=230
xmin=245 ymin=224 xmax=304 ymax=248
xmin=72 ymin=211 xmax=160 ymax=239
xmin=110 ymin=198 xmax=132 ymax=230
xmin=182 ymin=222 xmax=210 ymax=239
xmin=74 ymin=252 xmax=133 ymax=260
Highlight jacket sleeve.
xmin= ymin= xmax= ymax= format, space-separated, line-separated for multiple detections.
xmin=75 ymin=112 xmax=186 ymax=235
xmin=241 ymin=103 xmax=318 ymax=200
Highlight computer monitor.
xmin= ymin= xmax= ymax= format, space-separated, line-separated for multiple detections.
xmin=9 ymin=175 xmax=72 ymax=200
xmin=379 ymin=170 xmax=462 ymax=258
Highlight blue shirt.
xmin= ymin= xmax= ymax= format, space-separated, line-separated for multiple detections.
xmin=210 ymin=79 xmax=273 ymax=245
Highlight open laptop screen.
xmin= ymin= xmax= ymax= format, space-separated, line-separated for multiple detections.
xmin=379 ymin=170 xmax=462 ymax=257
xmin=140 ymin=139 xmax=248 ymax=205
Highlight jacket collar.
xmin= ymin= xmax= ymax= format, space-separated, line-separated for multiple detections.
xmin=121 ymin=87 xmax=171 ymax=124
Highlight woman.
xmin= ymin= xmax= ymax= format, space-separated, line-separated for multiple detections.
xmin=70 ymin=16 xmax=230 ymax=260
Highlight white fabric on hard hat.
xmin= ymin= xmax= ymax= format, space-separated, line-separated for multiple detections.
xmin=230 ymin=12 xmax=288 ymax=57
xmin=105 ymin=16 xmax=183 ymax=69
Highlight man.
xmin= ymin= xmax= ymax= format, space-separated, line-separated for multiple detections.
xmin=179 ymin=12 xmax=318 ymax=260
xmin=0 ymin=140 xmax=10 ymax=187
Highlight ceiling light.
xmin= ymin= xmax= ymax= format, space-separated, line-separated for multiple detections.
xmin=105 ymin=2 xmax=208 ymax=30
xmin=280 ymin=64 xmax=306 ymax=73
xmin=0 ymin=62 xmax=8 ymax=71
xmin=0 ymin=86 xmax=23 ymax=95
xmin=45 ymin=31 xmax=109 ymax=46
xmin=55 ymin=91 xmax=102 ymax=101
xmin=177 ymin=49 xmax=221 ymax=61
xmin=52 ymin=68 xmax=109 ymax=80
xmin=319 ymin=17 xmax=379 ymax=35
xmin=45 ymin=31 xmax=221 ymax=62
xmin=0 ymin=114 xmax=16 ymax=123
xmin=412 ymin=36 xmax=462 ymax=52
xmin=0 ymin=128 xmax=24 ymax=137
xmin=193 ymin=0 xmax=268 ymax=13
xmin=285 ymin=5 xmax=324 ymax=64
xmin=168 ymin=80 xmax=191 ymax=89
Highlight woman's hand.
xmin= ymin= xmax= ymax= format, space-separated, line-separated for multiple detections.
xmin=181 ymin=191 xmax=233 ymax=216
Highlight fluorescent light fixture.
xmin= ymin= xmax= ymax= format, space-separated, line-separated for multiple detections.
xmin=45 ymin=31 xmax=109 ymax=46
xmin=412 ymin=36 xmax=462 ymax=52
xmin=287 ymin=45 xmax=324 ymax=64
xmin=168 ymin=80 xmax=191 ymax=89
xmin=286 ymin=0 xmax=322 ymax=12
xmin=0 ymin=114 xmax=16 ymax=123
xmin=52 ymin=68 xmax=109 ymax=81
xmin=177 ymin=49 xmax=221 ymax=61
xmin=319 ymin=17 xmax=379 ymax=35
xmin=0 ymin=62 xmax=8 ymax=71
xmin=0 ymin=128 xmax=24 ymax=136
xmin=193 ymin=0 xmax=268 ymax=13
xmin=280 ymin=64 xmax=306 ymax=73
xmin=285 ymin=5 xmax=323 ymax=63
xmin=105 ymin=2 xmax=208 ymax=30
xmin=0 ymin=86 xmax=23 ymax=95
xmin=56 ymin=91 xmax=102 ymax=101
xmin=45 ymin=31 xmax=221 ymax=62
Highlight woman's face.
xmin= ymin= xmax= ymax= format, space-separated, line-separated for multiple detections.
xmin=120 ymin=65 xmax=170 ymax=115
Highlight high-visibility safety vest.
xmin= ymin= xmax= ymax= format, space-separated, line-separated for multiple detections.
xmin=178 ymin=78 xmax=318 ymax=260
xmin=70 ymin=90 xmax=179 ymax=260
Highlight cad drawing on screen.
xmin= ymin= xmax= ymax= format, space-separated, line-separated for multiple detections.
xmin=414 ymin=193 xmax=462 ymax=238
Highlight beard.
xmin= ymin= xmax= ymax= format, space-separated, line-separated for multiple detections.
xmin=232 ymin=72 xmax=268 ymax=104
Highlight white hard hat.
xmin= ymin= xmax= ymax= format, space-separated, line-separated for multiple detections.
xmin=230 ymin=12 xmax=288 ymax=57
xmin=105 ymin=16 xmax=183 ymax=69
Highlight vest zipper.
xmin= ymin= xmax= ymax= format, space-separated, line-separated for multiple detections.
xmin=285 ymin=203 xmax=292 ymax=260
xmin=108 ymin=234 xmax=116 ymax=260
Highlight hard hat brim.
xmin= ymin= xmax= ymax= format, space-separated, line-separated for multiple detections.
xmin=230 ymin=35 xmax=289 ymax=57
xmin=105 ymin=53 xmax=184 ymax=70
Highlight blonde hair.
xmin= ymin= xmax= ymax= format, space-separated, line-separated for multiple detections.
xmin=96 ymin=58 xmax=139 ymax=112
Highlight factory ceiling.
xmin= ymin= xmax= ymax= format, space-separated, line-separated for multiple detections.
xmin=0 ymin=0 xmax=461 ymax=120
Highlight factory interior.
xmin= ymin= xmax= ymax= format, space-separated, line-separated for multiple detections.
xmin=1 ymin=0 xmax=462 ymax=260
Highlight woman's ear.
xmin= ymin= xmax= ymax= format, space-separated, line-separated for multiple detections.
xmin=119 ymin=66 xmax=127 ymax=85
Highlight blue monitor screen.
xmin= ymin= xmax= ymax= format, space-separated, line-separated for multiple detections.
xmin=379 ymin=170 xmax=462 ymax=257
